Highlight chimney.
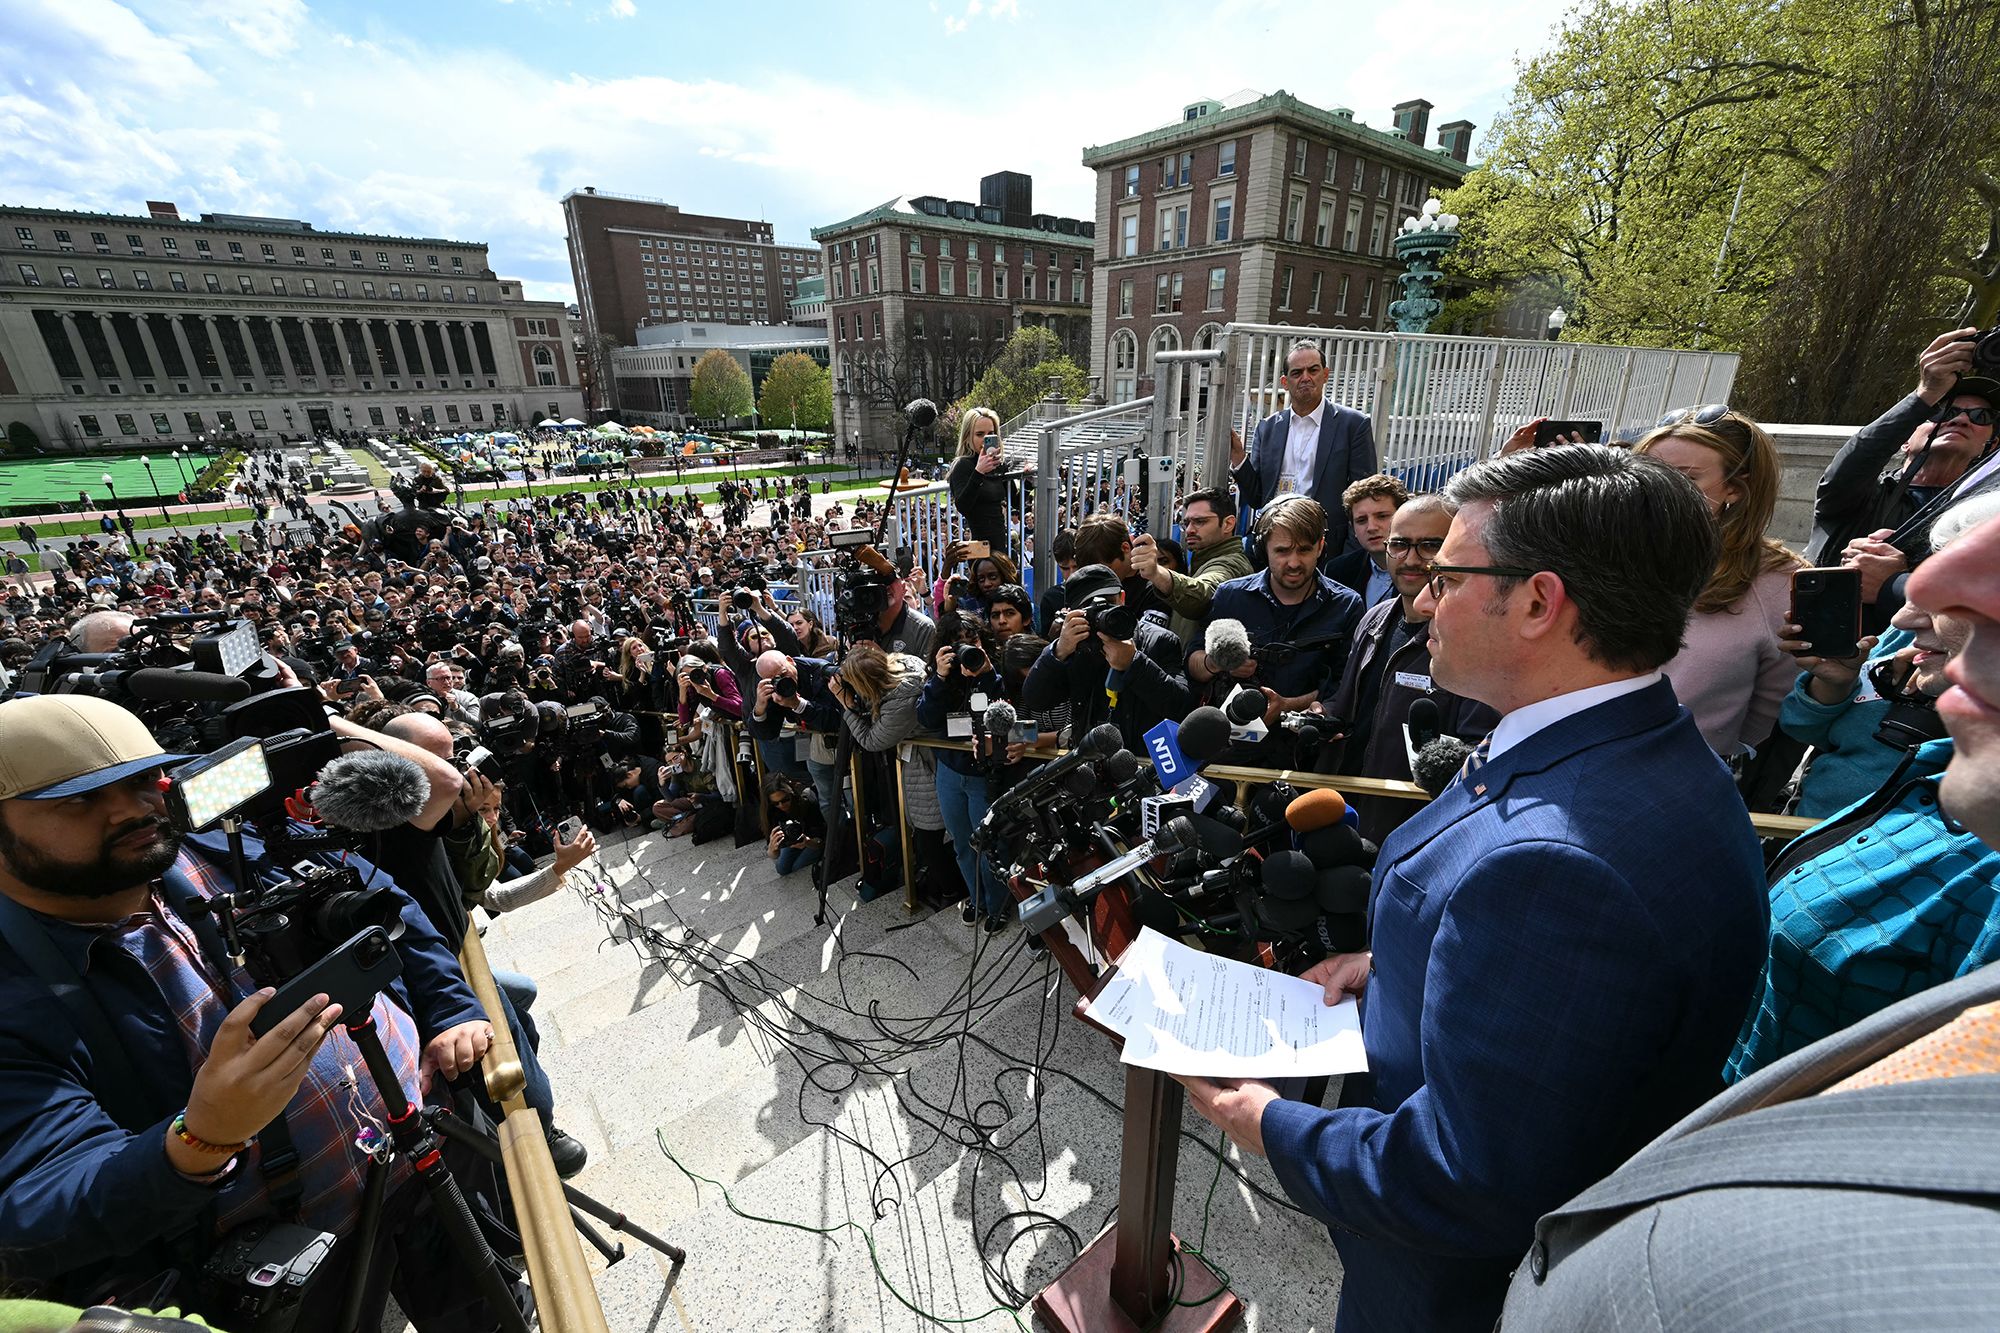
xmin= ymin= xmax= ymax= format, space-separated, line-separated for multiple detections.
xmin=1391 ymin=100 xmax=1433 ymax=147
xmin=145 ymin=200 xmax=180 ymax=221
xmin=1436 ymin=120 xmax=1475 ymax=164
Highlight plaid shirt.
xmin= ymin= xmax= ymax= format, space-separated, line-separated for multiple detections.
xmin=113 ymin=849 xmax=423 ymax=1235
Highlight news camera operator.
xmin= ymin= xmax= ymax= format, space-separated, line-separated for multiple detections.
xmin=0 ymin=695 xmax=510 ymax=1329
xmin=1021 ymin=562 xmax=1193 ymax=752
xmin=1187 ymin=496 xmax=1364 ymax=762
xmin=916 ymin=633 xmax=1020 ymax=927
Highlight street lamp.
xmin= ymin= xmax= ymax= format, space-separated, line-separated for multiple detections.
xmin=1545 ymin=306 xmax=1567 ymax=342
xmin=170 ymin=447 xmax=190 ymax=487
xmin=139 ymin=455 xmax=168 ymax=521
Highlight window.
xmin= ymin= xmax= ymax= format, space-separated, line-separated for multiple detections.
xmin=1379 ymin=169 xmax=1392 ymax=198
xmin=1149 ymin=324 xmax=1179 ymax=371
xmin=195 ymin=239 xmax=211 ymax=255
xmin=249 ymin=410 xmax=267 ymax=429
xmin=1368 ymin=211 xmax=1386 ymax=257
xmin=1293 ymin=138 xmax=1307 ymax=176
xmin=59 ymin=266 xmax=78 ymax=287
xmin=258 ymin=243 xmax=274 ymax=261
xmin=1361 ymin=278 xmax=1375 ymax=316
xmin=911 ymin=311 xmax=926 ymax=338
xmin=445 ymin=404 xmax=460 ymax=423
xmin=832 ymin=270 xmax=844 ymax=299
xmin=369 ymin=407 xmax=385 ymax=427
xmin=332 ymin=279 xmax=346 ymax=296
xmin=1119 ymin=277 xmax=1134 ymax=318
xmin=376 ymin=251 xmax=389 ymax=267
xmin=169 ymin=271 xmax=187 ymax=291
xmin=271 ymin=277 xmax=286 ymax=294
xmin=1113 ymin=329 xmax=1137 ymax=370
xmin=464 ymin=286 xmax=476 ymax=300
xmin=469 ymin=402 xmax=482 ymax=420
xmin=215 ymin=411 xmax=234 ymax=430
xmin=1316 ymin=201 xmax=1335 ymax=247
xmin=361 ymin=281 xmax=375 ymax=297
xmin=237 ymin=275 xmax=253 ymax=293
xmin=318 ymin=246 xmax=333 ymax=261
xmin=1278 ymin=265 xmax=1294 ymax=310
xmin=908 ymin=259 xmax=924 ymax=292
xmin=1160 ymin=155 xmax=1175 ymax=186
xmin=116 ymin=413 xmax=138 ymax=435
xmin=427 ymin=255 xmax=439 ymax=269
xmin=640 ymin=238 xmax=652 ymax=248
xmin=15 ymin=264 xmax=38 ymax=286
xmin=441 ymin=286 xmax=454 ymax=302
xmin=414 ymin=284 xmax=427 ymax=299
xmin=874 ymin=310 xmax=883 ymax=337
xmin=1206 ymin=266 xmax=1226 ymax=310
xmin=94 ymin=232 xmax=111 ymax=251
xmin=1308 ymin=271 xmax=1324 ymax=313
xmin=1157 ymin=207 xmax=1175 ymax=251
xmin=452 ymin=256 xmax=464 ymax=271
xmin=1324 ymin=149 xmax=1338 ymax=184
xmin=907 ymin=234 xmax=921 ymax=255
xmin=79 ymin=414 xmax=101 ymax=437
xmin=402 ymin=253 xmax=415 ymax=269
xmin=133 ymin=270 xmax=152 ymax=289
xmin=388 ymin=283 xmax=402 ymax=298
xmin=1153 ymin=273 xmax=1167 ymax=315
xmin=54 ymin=229 xmax=72 ymax=248
xmin=126 ymin=234 xmax=144 ymax=254
xmin=1169 ymin=205 xmax=1188 ymax=249
xmin=1344 ymin=203 xmax=1362 ymax=251
xmin=1352 ymin=159 xmax=1366 ymax=190
xmin=993 ymin=269 xmax=1007 ymax=300
xmin=1284 ymin=192 xmax=1304 ymax=242
xmin=1124 ymin=165 xmax=1140 ymax=198
xmin=151 ymin=411 xmax=171 ymax=433
xmin=1179 ymin=151 xmax=1192 ymax=185
xmin=1072 ymin=273 xmax=1084 ymax=302
xmin=10 ymin=226 xmax=32 ymax=248
xmin=97 ymin=268 xmax=116 ymax=288
xmin=1212 ymin=198 xmax=1233 ymax=244
xmin=938 ymin=263 xmax=954 ymax=296
xmin=1218 ymin=141 xmax=1236 ymax=176
xmin=939 ymin=238 xmax=953 ymax=258
xmin=204 ymin=274 xmax=222 ymax=293
xmin=1121 ymin=213 xmax=1139 ymax=258
xmin=1024 ymin=272 xmax=1035 ymax=301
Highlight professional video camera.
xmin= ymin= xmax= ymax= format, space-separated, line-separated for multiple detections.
xmin=821 ymin=532 xmax=897 ymax=638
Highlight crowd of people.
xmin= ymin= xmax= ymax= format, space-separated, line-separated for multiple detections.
xmin=0 ymin=326 xmax=1995 ymax=1330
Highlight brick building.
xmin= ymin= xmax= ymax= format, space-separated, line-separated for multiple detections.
xmin=561 ymin=188 xmax=821 ymax=345
xmin=1082 ymin=93 xmax=1474 ymax=402
xmin=0 ymin=200 xmax=580 ymax=450
xmin=811 ymin=171 xmax=1094 ymax=456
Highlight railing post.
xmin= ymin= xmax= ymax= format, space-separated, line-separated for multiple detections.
xmin=1370 ymin=334 xmax=1398 ymax=458
xmin=1034 ymin=421 xmax=1058 ymax=606
xmin=1610 ymin=349 xmax=1637 ymax=433
xmin=1556 ymin=344 xmax=1581 ymax=416
xmin=1477 ymin=340 xmax=1508 ymax=458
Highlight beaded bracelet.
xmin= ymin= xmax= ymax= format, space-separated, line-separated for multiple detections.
xmin=171 ymin=1109 xmax=249 ymax=1157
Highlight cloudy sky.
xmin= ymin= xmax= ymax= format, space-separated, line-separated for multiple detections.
xmin=1 ymin=0 xmax=1575 ymax=305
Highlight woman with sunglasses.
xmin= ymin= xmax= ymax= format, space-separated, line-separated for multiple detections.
xmin=1633 ymin=406 xmax=1804 ymax=762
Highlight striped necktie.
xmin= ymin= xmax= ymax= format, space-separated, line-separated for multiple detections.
xmin=1822 ymin=1002 xmax=2000 ymax=1095
xmin=1450 ymin=736 xmax=1491 ymax=793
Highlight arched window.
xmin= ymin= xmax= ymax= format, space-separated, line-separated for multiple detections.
xmin=1111 ymin=329 xmax=1137 ymax=372
xmin=1148 ymin=324 xmax=1180 ymax=372
xmin=1194 ymin=322 xmax=1223 ymax=351
xmin=532 ymin=346 xmax=554 ymax=367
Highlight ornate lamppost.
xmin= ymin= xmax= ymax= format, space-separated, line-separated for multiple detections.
xmin=1388 ymin=199 xmax=1463 ymax=334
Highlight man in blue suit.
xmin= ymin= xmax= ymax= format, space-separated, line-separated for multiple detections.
xmin=1231 ymin=339 xmax=1380 ymax=557
xmin=1178 ymin=445 xmax=1770 ymax=1333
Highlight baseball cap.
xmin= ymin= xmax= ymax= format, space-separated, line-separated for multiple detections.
xmin=0 ymin=696 xmax=194 ymax=800
xmin=1064 ymin=564 xmax=1123 ymax=608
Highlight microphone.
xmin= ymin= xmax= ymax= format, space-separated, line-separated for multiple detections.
xmin=1407 ymin=697 xmax=1443 ymax=752
xmin=982 ymin=698 xmax=1017 ymax=744
xmin=1175 ymin=706 xmax=1232 ymax=766
xmin=1284 ymin=787 xmax=1349 ymax=833
xmin=1259 ymin=850 xmax=1317 ymax=902
xmin=311 ymin=750 xmax=432 ymax=832
xmin=904 ymin=398 xmax=939 ymax=429
xmin=107 ymin=667 xmax=255 ymax=703
xmin=1300 ymin=821 xmax=1368 ymax=870
xmin=1100 ymin=749 xmax=1141 ymax=786
xmin=1224 ymin=684 xmax=1269 ymax=742
xmin=983 ymin=722 xmax=1123 ymax=831
xmin=1203 ymin=618 xmax=1252 ymax=677
xmin=1411 ymin=735 xmax=1476 ymax=797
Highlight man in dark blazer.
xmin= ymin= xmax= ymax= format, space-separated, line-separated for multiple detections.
xmin=1177 ymin=446 xmax=1770 ymax=1333
xmin=1231 ymin=339 xmax=1379 ymax=558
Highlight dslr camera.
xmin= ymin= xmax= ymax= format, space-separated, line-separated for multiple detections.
xmin=1074 ymin=592 xmax=1138 ymax=642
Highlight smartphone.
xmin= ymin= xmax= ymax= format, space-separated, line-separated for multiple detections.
xmin=557 ymin=815 xmax=583 ymax=844
xmin=1790 ymin=567 xmax=1863 ymax=660
xmin=1008 ymin=718 xmax=1040 ymax=746
xmin=334 ymin=679 xmax=365 ymax=696
xmin=962 ymin=540 xmax=991 ymax=560
xmin=982 ymin=434 xmax=1002 ymax=456
xmin=249 ymin=927 xmax=403 ymax=1037
xmin=1532 ymin=418 xmax=1604 ymax=447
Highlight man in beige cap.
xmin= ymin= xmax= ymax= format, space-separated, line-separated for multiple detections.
xmin=0 ymin=695 xmax=509 ymax=1327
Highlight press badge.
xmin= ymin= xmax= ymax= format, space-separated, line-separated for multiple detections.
xmin=1394 ymin=671 xmax=1433 ymax=692
xmin=946 ymin=712 xmax=974 ymax=739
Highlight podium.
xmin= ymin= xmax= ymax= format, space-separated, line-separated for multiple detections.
xmin=1020 ymin=863 xmax=1245 ymax=1332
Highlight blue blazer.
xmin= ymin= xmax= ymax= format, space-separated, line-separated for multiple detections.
xmin=1259 ymin=678 xmax=1768 ymax=1333
xmin=1233 ymin=400 xmax=1379 ymax=555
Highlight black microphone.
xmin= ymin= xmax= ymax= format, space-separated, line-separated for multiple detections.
xmin=311 ymin=750 xmax=432 ymax=832
xmin=1175 ymin=706 xmax=1232 ymax=766
xmin=1260 ymin=850 xmax=1317 ymax=902
xmin=106 ymin=667 xmax=255 ymax=703
xmin=1407 ymin=697 xmax=1443 ymax=753
xmin=1411 ymin=735 xmax=1475 ymax=797
xmin=1225 ymin=687 xmax=1268 ymax=727
xmin=1100 ymin=749 xmax=1141 ymax=785
xmin=984 ymin=722 xmax=1122 ymax=827
xmin=1203 ymin=618 xmax=1252 ymax=677
xmin=904 ymin=398 xmax=939 ymax=429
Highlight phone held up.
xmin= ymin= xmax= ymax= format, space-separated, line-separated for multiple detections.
xmin=1790 ymin=566 xmax=1864 ymax=660
xmin=1532 ymin=418 xmax=1605 ymax=448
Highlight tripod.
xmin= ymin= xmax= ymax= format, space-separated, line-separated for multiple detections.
xmin=336 ymin=1014 xmax=532 ymax=1333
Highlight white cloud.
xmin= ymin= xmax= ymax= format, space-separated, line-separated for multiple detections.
xmin=607 ymin=0 xmax=636 ymax=16
xmin=943 ymin=14 xmax=966 ymax=33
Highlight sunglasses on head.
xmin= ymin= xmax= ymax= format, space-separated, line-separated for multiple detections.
xmin=1655 ymin=403 xmax=1731 ymax=428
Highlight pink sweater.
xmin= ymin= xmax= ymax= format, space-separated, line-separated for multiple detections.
xmin=1662 ymin=565 xmax=1798 ymax=758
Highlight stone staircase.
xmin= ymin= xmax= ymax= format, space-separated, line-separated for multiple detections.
xmin=477 ymin=828 xmax=1344 ymax=1331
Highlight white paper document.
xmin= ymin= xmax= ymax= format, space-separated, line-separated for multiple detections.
xmin=1083 ymin=927 xmax=1368 ymax=1079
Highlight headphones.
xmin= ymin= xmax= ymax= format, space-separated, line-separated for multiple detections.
xmin=1250 ymin=494 xmax=1327 ymax=563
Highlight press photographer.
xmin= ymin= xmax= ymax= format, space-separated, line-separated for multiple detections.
xmin=0 ymin=695 xmax=510 ymax=1330
xmin=1021 ymin=562 xmax=1193 ymax=752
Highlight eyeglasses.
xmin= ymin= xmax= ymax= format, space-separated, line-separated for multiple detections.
xmin=1656 ymin=403 xmax=1731 ymax=428
xmin=1384 ymin=536 xmax=1446 ymax=558
xmin=1932 ymin=403 xmax=1996 ymax=427
xmin=1423 ymin=561 xmax=1539 ymax=600
xmin=1285 ymin=364 xmax=1328 ymax=379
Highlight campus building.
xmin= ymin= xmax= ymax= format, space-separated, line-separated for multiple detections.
xmin=1082 ymin=93 xmax=1475 ymax=401
xmin=608 ymin=321 xmax=828 ymax=429
xmin=812 ymin=171 xmax=1095 ymax=456
xmin=0 ymin=200 xmax=582 ymax=450
xmin=561 ymin=189 xmax=822 ymax=346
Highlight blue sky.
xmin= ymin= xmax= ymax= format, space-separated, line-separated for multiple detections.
xmin=0 ymin=0 xmax=1577 ymax=305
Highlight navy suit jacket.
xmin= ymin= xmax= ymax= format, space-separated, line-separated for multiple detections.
xmin=1233 ymin=400 xmax=1379 ymax=555
xmin=1259 ymin=678 xmax=1768 ymax=1333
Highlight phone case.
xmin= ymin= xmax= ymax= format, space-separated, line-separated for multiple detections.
xmin=1791 ymin=567 xmax=1863 ymax=660
xmin=250 ymin=928 xmax=403 ymax=1037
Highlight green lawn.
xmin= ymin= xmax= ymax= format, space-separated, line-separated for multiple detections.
xmin=0 ymin=454 xmax=209 ymax=508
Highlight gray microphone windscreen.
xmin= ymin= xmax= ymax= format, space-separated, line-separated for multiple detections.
xmin=1204 ymin=618 xmax=1252 ymax=676
xmin=983 ymin=699 xmax=1017 ymax=737
xmin=312 ymin=750 xmax=431 ymax=832
xmin=1411 ymin=735 xmax=1475 ymax=798
xmin=1101 ymin=749 xmax=1140 ymax=784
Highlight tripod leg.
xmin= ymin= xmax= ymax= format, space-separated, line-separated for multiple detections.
xmin=337 ymin=1154 xmax=390 ymax=1333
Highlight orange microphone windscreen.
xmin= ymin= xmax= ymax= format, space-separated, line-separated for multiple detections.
xmin=1285 ymin=787 xmax=1349 ymax=832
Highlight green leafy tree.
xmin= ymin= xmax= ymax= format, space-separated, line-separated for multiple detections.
xmin=949 ymin=326 xmax=1089 ymax=430
xmin=689 ymin=349 xmax=754 ymax=424
xmin=1443 ymin=0 xmax=2000 ymax=420
xmin=5 ymin=420 xmax=40 ymax=453
xmin=756 ymin=352 xmax=833 ymax=433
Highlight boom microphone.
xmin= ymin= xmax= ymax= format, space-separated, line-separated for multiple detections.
xmin=904 ymin=398 xmax=939 ymax=429
xmin=1204 ymin=618 xmax=1252 ymax=677
xmin=311 ymin=750 xmax=431 ymax=832
xmin=982 ymin=698 xmax=1018 ymax=742
xmin=1411 ymin=735 xmax=1476 ymax=798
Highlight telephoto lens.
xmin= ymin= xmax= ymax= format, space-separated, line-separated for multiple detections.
xmin=957 ymin=644 xmax=988 ymax=674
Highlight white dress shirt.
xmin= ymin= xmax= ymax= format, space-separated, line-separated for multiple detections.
xmin=1279 ymin=400 xmax=1325 ymax=495
xmin=1486 ymin=671 xmax=1661 ymax=761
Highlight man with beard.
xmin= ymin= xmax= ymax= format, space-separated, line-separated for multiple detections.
xmin=0 ymin=696 xmax=506 ymax=1328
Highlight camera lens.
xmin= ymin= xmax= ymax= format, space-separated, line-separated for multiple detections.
xmin=958 ymin=645 xmax=988 ymax=674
